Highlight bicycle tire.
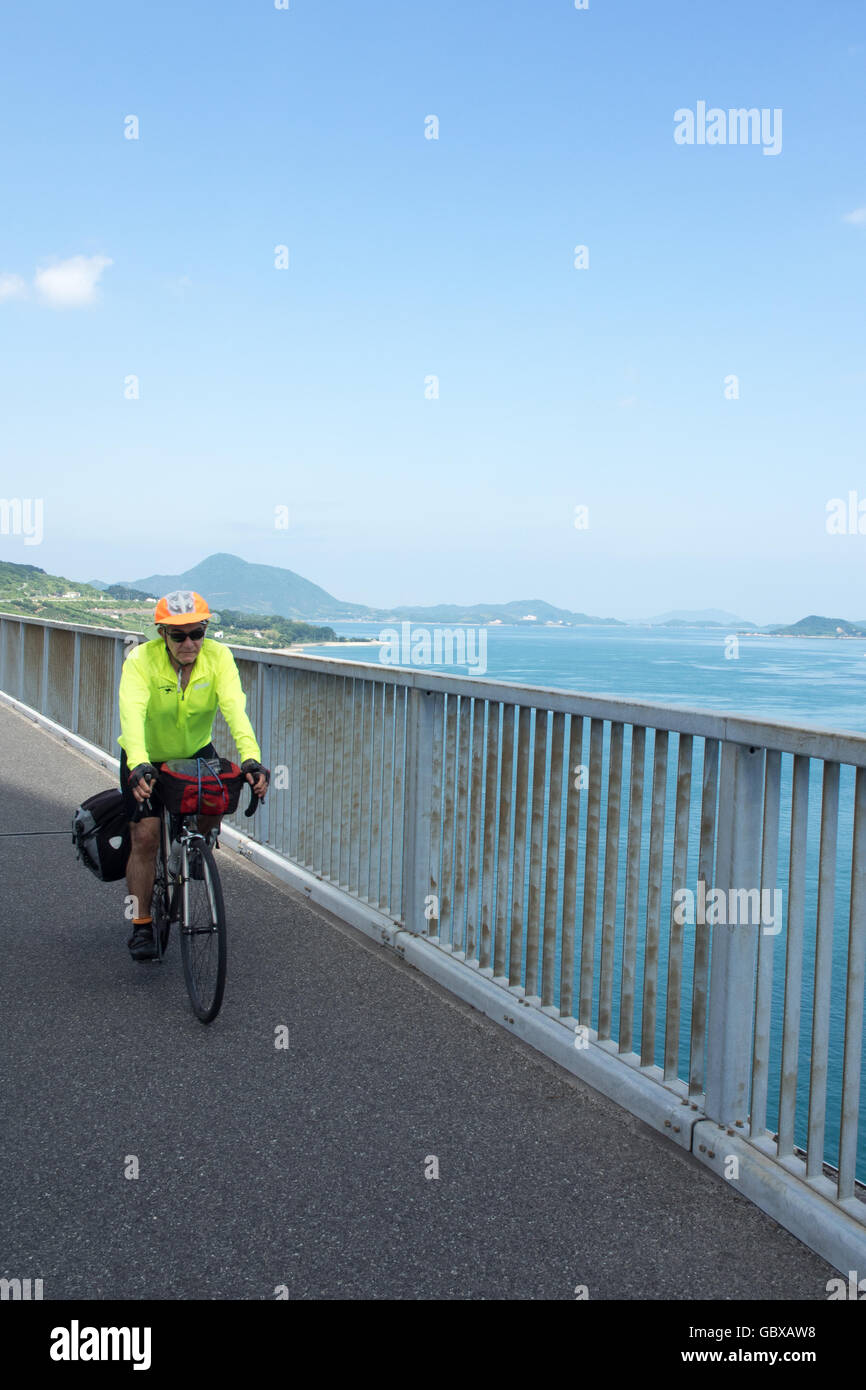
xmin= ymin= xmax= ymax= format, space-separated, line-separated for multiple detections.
xmin=151 ymin=839 xmax=173 ymax=958
xmin=179 ymin=841 xmax=226 ymax=1023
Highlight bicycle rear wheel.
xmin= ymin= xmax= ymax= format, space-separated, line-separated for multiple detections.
xmin=179 ymin=841 xmax=226 ymax=1023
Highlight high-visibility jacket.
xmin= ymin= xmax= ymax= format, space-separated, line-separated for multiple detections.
xmin=118 ymin=638 xmax=261 ymax=769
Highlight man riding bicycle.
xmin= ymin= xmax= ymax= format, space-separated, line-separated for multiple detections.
xmin=118 ymin=589 xmax=270 ymax=961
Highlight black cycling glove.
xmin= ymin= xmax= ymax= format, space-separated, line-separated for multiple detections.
xmin=129 ymin=762 xmax=158 ymax=790
xmin=241 ymin=759 xmax=270 ymax=786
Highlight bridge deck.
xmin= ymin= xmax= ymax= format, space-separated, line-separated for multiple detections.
xmin=0 ymin=702 xmax=835 ymax=1299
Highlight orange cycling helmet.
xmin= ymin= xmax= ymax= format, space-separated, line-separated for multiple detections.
xmin=153 ymin=590 xmax=212 ymax=626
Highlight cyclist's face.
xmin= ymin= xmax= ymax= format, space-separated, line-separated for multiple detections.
xmin=162 ymin=624 xmax=207 ymax=662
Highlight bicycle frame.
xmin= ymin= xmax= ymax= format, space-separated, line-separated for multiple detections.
xmin=153 ymin=808 xmax=215 ymax=963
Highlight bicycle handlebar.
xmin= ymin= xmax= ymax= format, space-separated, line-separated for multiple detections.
xmin=129 ymin=771 xmax=265 ymax=823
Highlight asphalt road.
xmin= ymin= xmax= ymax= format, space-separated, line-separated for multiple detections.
xmin=0 ymin=701 xmax=837 ymax=1300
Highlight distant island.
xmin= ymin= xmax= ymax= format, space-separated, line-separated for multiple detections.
xmin=0 ymin=554 xmax=863 ymax=648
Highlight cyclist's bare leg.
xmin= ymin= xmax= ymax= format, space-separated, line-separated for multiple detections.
xmin=127 ymin=818 xmax=160 ymax=917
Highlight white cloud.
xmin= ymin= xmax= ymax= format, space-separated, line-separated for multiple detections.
xmin=0 ymin=273 xmax=28 ymax=302
xmin=843 ymin=207 xmax=866 ymax=226
xmin=33 ymin=253 xmax=113 ymax=307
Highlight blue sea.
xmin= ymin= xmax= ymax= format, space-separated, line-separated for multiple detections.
xmin=299 ymin=623 xmax=866 ymax=1182
xmin=301 ymin=622 xmax=866 ymax=734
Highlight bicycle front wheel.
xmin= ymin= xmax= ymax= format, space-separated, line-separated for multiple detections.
xmin=151 ymin=845 xmax=173 ymax=958
xmin=179 ymin=842 xmax=227 ymax=1023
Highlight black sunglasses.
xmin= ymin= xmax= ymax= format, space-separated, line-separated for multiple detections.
xmin=165 ymin=626 xmax=207 ymax=643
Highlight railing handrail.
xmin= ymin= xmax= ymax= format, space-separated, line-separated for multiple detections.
xmin=4 ymin=609 xmax=866 ymax=766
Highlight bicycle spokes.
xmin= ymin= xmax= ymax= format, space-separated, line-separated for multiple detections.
xmin=179 ymin=842 xmax=226 ymax=1022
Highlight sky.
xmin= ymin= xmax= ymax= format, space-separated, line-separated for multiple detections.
xmin=0 ymin=0 xmax=864 ymax=625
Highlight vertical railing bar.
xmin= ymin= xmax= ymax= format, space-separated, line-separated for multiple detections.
xmin=439 ymin=696 xmax=458 ymax=947
xmin=508 ymin=706 xmax=532 ymax=987
xmin=466 ymin=698 xmax=485 ymax=962
xmin=559 ymin=713 xmax=583 ymax=1020
xmin=493 ymin=704 xmax=515 ymax=978
xmin=452 ymin=696 xmax=472 ymax=954
xmin=339 ymin=677 xmax=355 ymax=889
xmin=598 ymin=722 xmax=624 ymax=1041
xmin=369 ymin=682 xmax=384 ymax=905
xmin=619 ymin=724 xmax=646 ymax=1053
xmin=524 ymin=709 xmax=548 ymax=999
xmin=750 ymin=748 xmax=779 ymax=1132
xmin=663 ymin=733 xmax=693 ymax=1080
xmin=427 ymin=690 xmax=444 ymax=933
xmin=362 ymin=680 xmax=376 ymax=901
xmin=329 ymin=676 xmax=343 ymax=882
xmin=806 ymin=760 xmax=839 ymax=1178
xmin=321 ymin=673 xmax=336 ymax=875
xmin=379 ymin=683 xmax=395 ymax=910
xmin=40 ymin=625 xmax=50 ymax=715
xmin=71 ymin=630 xmax=81 ymax=735
xmin=578 ymin=718 xmax=605 ymax=1026
xmin=541 ymin=710 xmax=565 ymax=1009
xmin=311 ymin=672 xmax=324 ymax=869
xmin=390 ymin=687 xmax=407 ymax=919
xmin=778 ymin=753 xmax=810 ymax=1157
xmin=479 ymin=701 xmax=499 ymax=965
xmin=288 ymin=668 xmax=300 ymax=861
xmin=641 ymin=729 xmax=669 ymax=1068
xmin=350 ymin=680 xmax=366 ymax=896
xmin=838 ymin=766 xmax=866 ymax=1199
xmin=689 ymin=737 xmax=719 ymax=1095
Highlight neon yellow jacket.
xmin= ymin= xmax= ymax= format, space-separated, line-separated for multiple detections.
xmin=118 ymin=638 xmax=262 ymax=769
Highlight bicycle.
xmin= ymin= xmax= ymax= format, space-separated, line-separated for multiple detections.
xmin=133 ymin=759 xmax=261 ymax=1024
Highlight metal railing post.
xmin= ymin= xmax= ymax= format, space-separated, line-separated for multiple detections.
xmin=704 ymin=740 xmax=765 ymax=1126
xmin=401 ymin=685 xmax=439 ymax=934
xmin=71 ymin=631 xmax=81 ymax=735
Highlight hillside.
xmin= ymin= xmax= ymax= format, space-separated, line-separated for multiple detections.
xmin=126 ymin=553 xmax=376 ymax=621
xmin=0 ymin=561 xmax=341 ymax=649
xmin=122 ymin=553 xmax=623 ymax=625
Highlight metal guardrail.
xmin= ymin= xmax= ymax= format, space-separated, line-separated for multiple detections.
xmin=2 ymin=612 xmax=864 ymax=1243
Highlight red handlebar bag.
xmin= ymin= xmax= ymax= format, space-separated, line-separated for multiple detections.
xmin=159 ymin=758 xmax=245 ymax=816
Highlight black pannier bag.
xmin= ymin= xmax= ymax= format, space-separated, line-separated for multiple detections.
xmin=72 ymin=789 xmax=132 ymax=882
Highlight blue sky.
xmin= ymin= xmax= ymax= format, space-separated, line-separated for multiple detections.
xmin=0 ymin=0 xmax=864 ymax=624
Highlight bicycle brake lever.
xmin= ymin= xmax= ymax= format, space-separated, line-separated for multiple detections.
xmin=244 ymin=784 xmax=261 ymax=817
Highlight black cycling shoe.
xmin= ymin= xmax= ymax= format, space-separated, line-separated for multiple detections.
xmin=128 ymin=921 xmax=158 ymax=961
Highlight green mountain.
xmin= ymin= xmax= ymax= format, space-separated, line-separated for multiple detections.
xmin=764 ymin=615 xmax=866 ymax=637
xmin=383 ymin=598 xmax=622 ymax=625
xmin=123 ymin=554 xmax=622 ymax=625
xmin=0 ymin=560 xmax=341 ymax=648
xmin=641 ymin=608 xmax=757 ymax=628
xmin=127 ymin=553 xmax=376 ymax=620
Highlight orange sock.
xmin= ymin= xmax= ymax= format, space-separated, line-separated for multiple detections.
xmin=133 ymin=916 xmax=152 ymax=926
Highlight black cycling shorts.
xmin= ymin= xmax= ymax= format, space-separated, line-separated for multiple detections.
xmin=119 ymin=743 xmax=220 ymax=821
